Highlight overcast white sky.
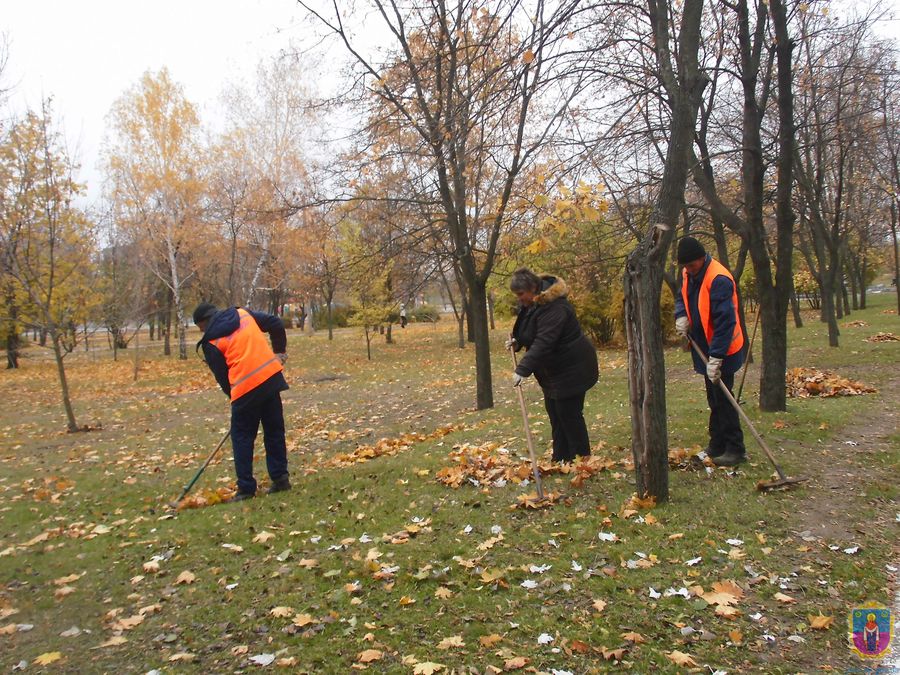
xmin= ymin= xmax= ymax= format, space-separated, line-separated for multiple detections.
xmin=2 ymin=0 xmax=313 ymax=207
xmin=3 ymin=0 xmax=900 ymax=210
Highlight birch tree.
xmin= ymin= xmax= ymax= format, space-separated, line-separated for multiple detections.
xmin=103 ymin=68 xmax=204 ymax=360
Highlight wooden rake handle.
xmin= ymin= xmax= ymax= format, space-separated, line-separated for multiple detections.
xmin=687 ymin=337 xmax=789 ymax=481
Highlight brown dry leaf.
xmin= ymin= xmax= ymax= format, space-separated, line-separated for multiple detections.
xmin=435 ymin=587 xmax=453 ymax=599
xmin=621 ymin=631 xmax=646 ymax=643
xmin=357 ymin=649 xmax=383 ymax=663
xmin=600 ymin=647 xmax=627 ymax=661
xmin=175 ymin=570 xmax=195 ymax=585
xmin=523 ymin=49 xmax=535 ymax=64
xmin=702 ymin=580 xmax=743 ymax=607
xmin=399 ymin=595 xmax=416 ymax=606
xmin=270 ymin=606 xmax=293 ymax=618
xmin=667 ymin=650 xmax=698 ymax=667
xmin=729 ymin=629 xmax=743 ymax=645
xmin=504 ymin=656 xmax=529 ymax=670
xmin=624 ymin=493 xmax=657 ymax=510
xmin=138 ymin=603 xmax=162 ymax=616
xmin=276 ymin=657 xmax=298 ymax=667
xmin=53 ymin=573 xmax=82 ymax=585
xmin=480 ymin=568 xmax=505 ymax=583
xmin=774 ymin=592 xmax=796 ymax=604
xmin=292 ymin=613 xmax=315 ymax=627
xmin=112 ymin=614 xmax=144 ymax=631
xmin=413 ymin=663 xmax=445 ymax=675
xmin=808 ymin=614 xmax=834 ymax=629
xmin=479 ymin=633 xmax=503 ymax=647
xmin=0 ymin=624 xmax=16 ymax=635
xmin=96 ymin=636 xmax=128 ymax=648
xmin=715 ymin=605 xmax=741 ymax=619
xmin=437 ymin=635 xmax=465 ymax=649
xmin=54 ymin=585 xmax=76 ymax=599
xmin=253 ymin=531 xmax=276 ymax=544
xmin=168 ymin=652 xmax=196 ymax=662
xmin=142 ymin=560 xmax=160 ymax=573
xmin=297 ymin=558 xmax=319 ymax=568
xmin=231 ymin=645 xmax=249 ymax=656
xmin=592 ymin=599 xmax=607 ymax=613
xmin=34 ymin=652 xmax=63 ymax=665
xmin=569 ymin=639 xmax=591 ymax=654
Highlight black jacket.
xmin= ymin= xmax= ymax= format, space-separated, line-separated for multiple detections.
xmin=196 ymin=307 xmax=289 ymax=410
xmin=512 ymin=275 xmax=599 ymax=399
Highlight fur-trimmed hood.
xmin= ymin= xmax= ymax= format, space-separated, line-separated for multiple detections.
xmin=534 ymin=275 xmax=569 ymax=305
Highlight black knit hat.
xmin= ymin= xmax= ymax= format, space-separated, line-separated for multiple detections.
xmin=192 ymin=302 xmax=217 ymax=325
xmin=676 ymin=236 xmax=706 ymax=264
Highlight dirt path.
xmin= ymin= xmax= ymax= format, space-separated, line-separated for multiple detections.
xmin=789 ymin=366 xmax=899 ymax=669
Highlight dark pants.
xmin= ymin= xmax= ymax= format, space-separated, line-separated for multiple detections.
xmin=704 ymin=372 xmax=745 ymax=456
xmin=543 ymin=391 xmax=591 ymax=462
xmin=231 ymin=391 xmax=288 ymax=494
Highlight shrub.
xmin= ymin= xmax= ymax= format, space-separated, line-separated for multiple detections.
xmin=411 ymin=304 xmax=440 ymax=323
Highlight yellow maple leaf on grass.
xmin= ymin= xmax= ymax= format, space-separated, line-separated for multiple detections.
xmin=34 ymin=652 xmax=63 ymax=665
xmin=357 ymin=649 xmax=382 ymax=663
xmin=667 ymin=650 xmax=698 ymax=667
xmin=413 ymin=663 xmax=445 ymax=675
xmin=808 ymin=613 xmax=834 ymax=629
xmin=437 ymin=635 xmax=465 ymax=649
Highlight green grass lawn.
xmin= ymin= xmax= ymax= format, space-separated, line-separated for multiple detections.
xmin=1 ymin=295 xmax=897 ymax=673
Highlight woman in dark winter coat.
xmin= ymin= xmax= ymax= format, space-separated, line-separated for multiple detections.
xmin=507 ymin=268 xmax=599 ymax=462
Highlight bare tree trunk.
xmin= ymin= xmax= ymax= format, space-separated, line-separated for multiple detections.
xmin=892 ymin=201 xmax=900 ymax=315
xmin=468 ymin=281 xmax=493 ymax=409
xmin=5 ymin=284 xmax=20 ymax=369
xmin=487 ymin=289 xmax=496 ymax=331
xmin=790 ymin=289 xmax=803 ymax=328
xmin=50 ymin=329 xmax=78 ymax=432
xmin=625 ymin=0 xmax=706 ymax=502
xmin=133 ymin=328 xmax=141 ymax=382
xmin=386 ymin=323 xmax=393 ymax=344
xmin=163 ymin=290 xmax=172 ymax=356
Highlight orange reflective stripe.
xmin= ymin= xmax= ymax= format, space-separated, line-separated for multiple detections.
xmin=682 ymin=259 xmax=744 ymax=356
xmin=212 ymin=308 xmax=284 ymax=401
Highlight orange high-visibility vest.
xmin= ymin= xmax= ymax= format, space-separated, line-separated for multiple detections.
xmin=210 ymin=309 xmax=283 ymax=401
xmin=681 ymin=259 xmax=745 ymax=356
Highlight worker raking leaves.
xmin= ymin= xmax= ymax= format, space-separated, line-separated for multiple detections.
xmin=673 ymin=237 xmax=747 ymax=467
xmin=193 ymin=302 xmax=291 ymax=502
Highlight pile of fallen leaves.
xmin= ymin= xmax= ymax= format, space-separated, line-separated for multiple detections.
xmin=865 ymin=332 xmax=900 ymax=342
xmin=842 ymin=320 xmax=868 ymax=328
xmin=175 ymin=486 xmax=236 ymax=511
xmin=437 ymin=443 xmax=714 ymax=494
xmin=325 ymin=424 xmax=462 ymax=468
xmin=435 ymin=443 xmax=620 ymax=490
xmin=786 ymin=367 xmax=877 ymax=398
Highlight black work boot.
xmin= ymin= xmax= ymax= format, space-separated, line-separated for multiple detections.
xmin=229 ymin=491 xmax=255 ymax=503
xmin=267 ymin=477 xmax=292 ymax=494
xmin=712 ymin=450 xmax=746 ymax=467
xmin=704 ymin=446 xmax=725 ymax=458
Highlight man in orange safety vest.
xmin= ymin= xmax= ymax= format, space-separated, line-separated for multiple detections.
xmin=674 ymin=237 xmax=747 ymax=467
xmin=194 ymin=303 xmax=291 ymax=501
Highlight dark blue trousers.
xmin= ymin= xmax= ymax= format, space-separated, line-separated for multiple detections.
xmin=230 ymin=391 xmax=288 ymax=495
xmin=704 ymin=372 xmax=745 ymax=456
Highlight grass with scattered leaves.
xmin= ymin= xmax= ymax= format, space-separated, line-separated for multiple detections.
xmin=0 ymin=295 xmax=898 ymax=673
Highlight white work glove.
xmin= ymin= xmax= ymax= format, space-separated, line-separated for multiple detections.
xmin=275 ymin=353 xmax=288 ymax=365
xmin=675 ymin=316 xmax=690 ymax=338
xmin=706 ymin=356 xmax=723 ymax=383
xmin=512 ymin=372 xmax=526 ymax=387
xmin=504 ymin=337 xmax=517 ymax=350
